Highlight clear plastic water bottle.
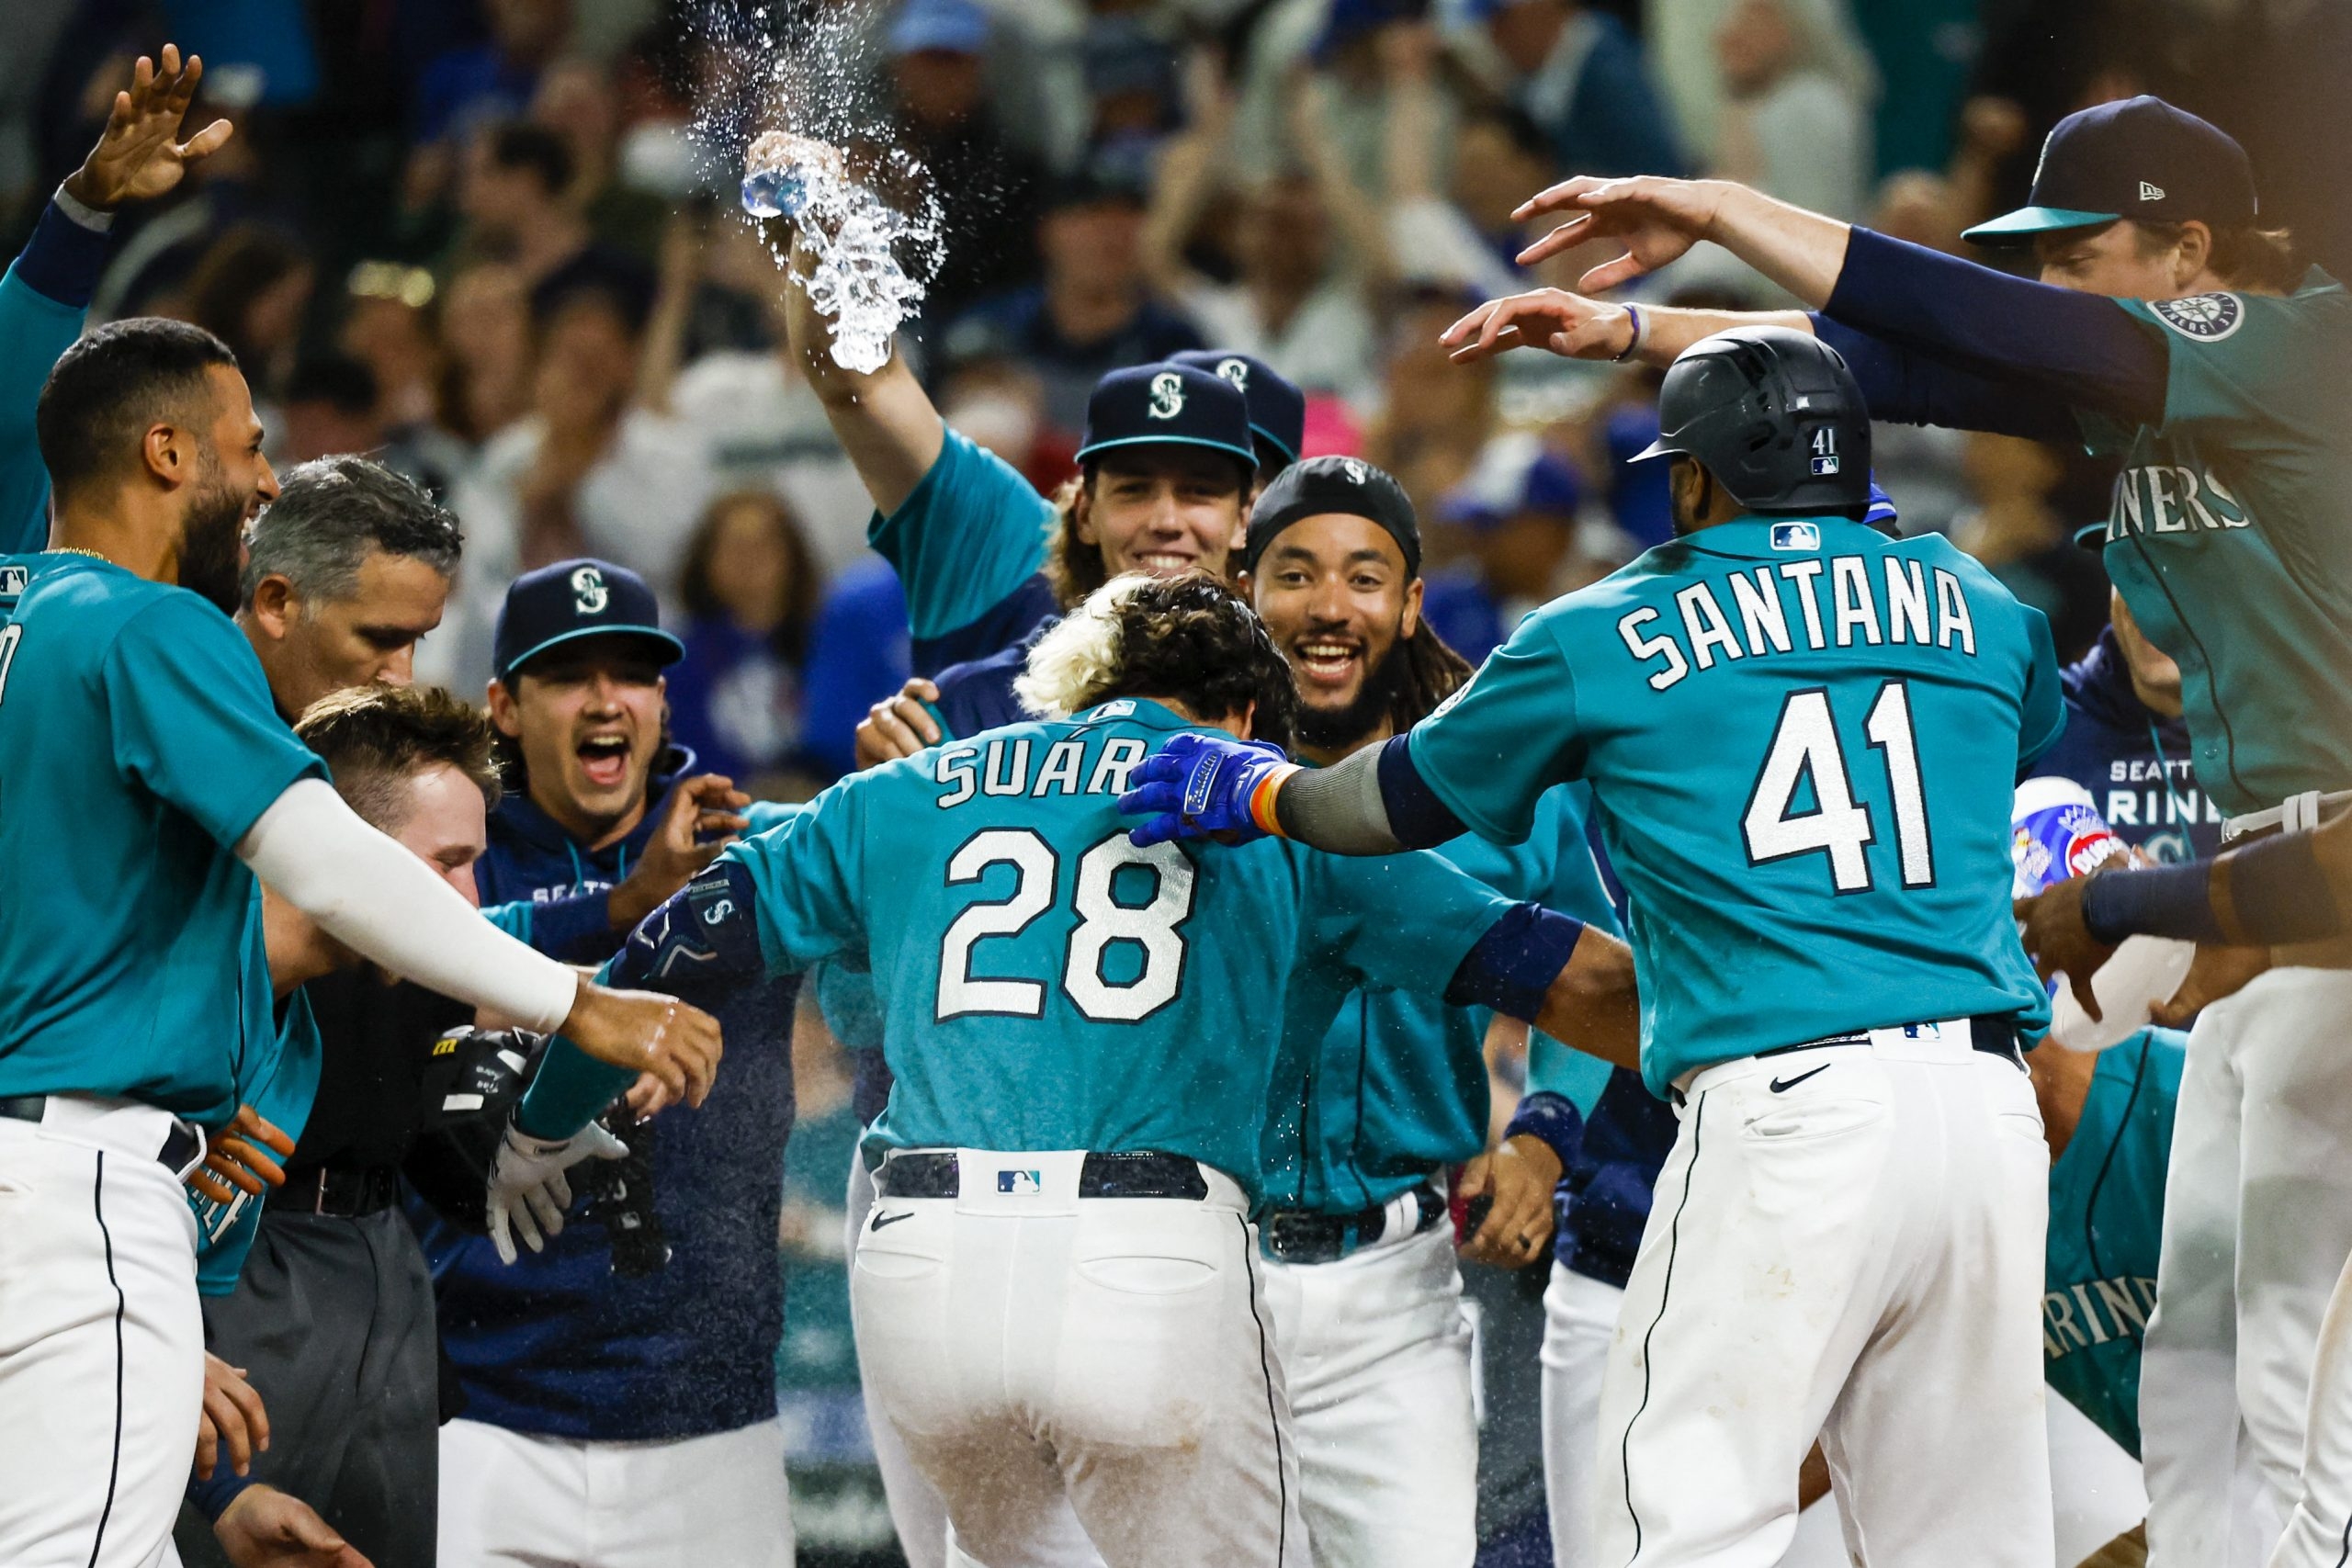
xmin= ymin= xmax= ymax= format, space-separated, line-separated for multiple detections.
xmin=740 ymin=164 xmax=810 ymax=220
xmin=2011 ymin=775 xmax=2196 ymax=1052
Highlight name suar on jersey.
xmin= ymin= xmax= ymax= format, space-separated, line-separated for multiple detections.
xmin=1616 ymin=556 xmax=1978 ymax=693
xmin=934 ymin=734 xmax=1148 ymax=808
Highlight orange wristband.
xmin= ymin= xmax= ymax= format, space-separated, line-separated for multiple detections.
xmin=1248 ymin=767 xmax=1292 ymax=837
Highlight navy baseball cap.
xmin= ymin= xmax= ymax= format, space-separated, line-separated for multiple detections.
xmin=1170 ymin=350 xmax=1305 ymax=471
xmin=1073 ymin=364 xmax=1259 ymax=470
xmin=493 ymin=559 xmax=684 ymax=683
xmin=1963 ymin=96 xmax=2257 ymax=244
xmin=1246 ymin=455 xmax=1421 ymax=576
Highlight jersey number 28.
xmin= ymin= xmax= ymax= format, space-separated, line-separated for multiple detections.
xmin=1742 ymin=681 xmax=1933 ymax=893
xmin=936 ymin=829 xmax=1195 ymax=1023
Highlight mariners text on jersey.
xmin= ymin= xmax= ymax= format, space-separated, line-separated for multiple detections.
xmin=1615 ymin=552 xmax=1980 ymax=691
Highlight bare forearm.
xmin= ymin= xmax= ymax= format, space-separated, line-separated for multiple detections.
xmin=1629 ymin=303 xmax=1814 ymax=367
xmin=1532 ymin=927 xmax=1642 ymax=1071
xmin=778 ymin=269 xmax=942 ymax=514
xmin=1705 ymin=183 xmax=1853 ymax=309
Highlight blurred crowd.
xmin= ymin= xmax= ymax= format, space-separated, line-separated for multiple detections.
xmin=2 ymin=0 xmax=2343 ymax=800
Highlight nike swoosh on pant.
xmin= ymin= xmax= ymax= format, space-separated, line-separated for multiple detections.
xmin=1769 ymin=1065 xmax=1832 ymax=1094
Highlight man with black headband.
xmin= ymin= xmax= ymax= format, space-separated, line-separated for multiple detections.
xmin=1236 ymin=454 xmax=1624 ymax=1568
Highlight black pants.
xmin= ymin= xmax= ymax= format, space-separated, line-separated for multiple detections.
xmin=175 ymin=1204 xmax=440 ymax=1568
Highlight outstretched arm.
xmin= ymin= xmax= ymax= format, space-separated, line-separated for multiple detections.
xmin=1493 ymin=175 xmax=2166 ymax=423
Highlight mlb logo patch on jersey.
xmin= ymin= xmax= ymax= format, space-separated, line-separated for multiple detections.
xmin=997 ymin=1169 xmax=1043 ymax=1195
xmin=1089 ymin=700 xmax=1136 ymax=721
xmin=0 ymin=566 xmax=25 ymax=595
xmin=1770 ymin=522 xmax=1821 ymax=552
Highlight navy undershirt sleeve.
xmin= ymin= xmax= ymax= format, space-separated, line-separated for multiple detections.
xmin=12 ymin=196 xmax=113 ymax=309
xmin=1376 ymin=733 xmax=1467 ymax=850
xmin=1504 ymin=1089 xmax=1586 ymax=1170
xmin=1825 ymin=227 xmax=2170 ymax=427
xmin=1810 ymin=316 xmax=2082 ymax=442
xmin=524 ymin=891 xmax=618 ymax=964
xmin=1445 ymin=903 xmax=1588 ymax=1023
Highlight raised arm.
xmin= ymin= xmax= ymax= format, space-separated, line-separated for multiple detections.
xmin=765 ymin=138 xmax=944 ymax=515
xmin=1138 ymin=50 xmax=1236 ymax=300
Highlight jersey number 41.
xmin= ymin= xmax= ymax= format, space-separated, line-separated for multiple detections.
xmin=1743 ymin=680 xmax=1934 ymax=894
xmin=935 ymin=830 xmax=1195 ymax=1024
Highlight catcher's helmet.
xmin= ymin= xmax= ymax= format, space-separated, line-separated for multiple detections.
xmin=1633 ymin=326 xmax=1871 ymax=515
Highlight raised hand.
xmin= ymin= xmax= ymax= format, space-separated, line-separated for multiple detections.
xmin=484 ymin=1119 xmax=630 ymax=1265
xmin=854 ymin=678 xmax=943 ymax=768
xmin=1441 ymin=288 xmax=1634 ymax=366
xmin=64 ymin=45 xmax=235 ymax=212
xmin=557 ymin=980 xmax=724 ymax=1109
xmin=1118 ymin=733 xmax=1295 ymax=849
xmin=608 ymin=774 xmax=750 ymax=931
xmin=1510 ymin=175 xmax=1728 ymax=290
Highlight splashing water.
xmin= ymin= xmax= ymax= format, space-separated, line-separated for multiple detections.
xmin=690 ymin=2 xmax=945 ymax=376
xmin=742 ymin=142 xmax=937 ymax=375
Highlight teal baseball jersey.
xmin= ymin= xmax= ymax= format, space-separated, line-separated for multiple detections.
xmin=2043 ymin=1027 xmax=2184 ymax=1459
xmin=869 ymin=426 xmax=1053 ymax=644
xmin=0 ymin=557 xmax=323 ymax=1123
xmin=191 ymin=992 xmax=322 ymax=1294
xmin=728 ymin=700 xmax=1511 ymax=1203
xmin=1408 ymin=514 xmax=2061 ymax=1096
xmin=1269 ymin=784 xmax=1622 ymax=1213
xmin=2084 ymin=271 xmax=2352 ymax=815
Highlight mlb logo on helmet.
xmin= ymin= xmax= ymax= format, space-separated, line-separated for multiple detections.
xmin=998 ymin=1169 xmax=1043 ymax=1195
xmin=1770 ymin=522 xmax=1821 ymax=551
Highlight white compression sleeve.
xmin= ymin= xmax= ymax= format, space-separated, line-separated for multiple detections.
xmin=236 ymin=777 xmax=578 ymax=1032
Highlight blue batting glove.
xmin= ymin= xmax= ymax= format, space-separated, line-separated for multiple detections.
xmin=1119 ymin=733 xmax=1295 ymax=848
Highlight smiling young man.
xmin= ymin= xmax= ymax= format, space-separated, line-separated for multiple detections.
xmin=1428 ymin=96 xmax=2352 ymax=1568
xmin=1237 ymin=457 xmax=1624 ymax=1568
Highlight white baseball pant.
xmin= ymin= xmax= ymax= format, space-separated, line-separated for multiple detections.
xmin=435 ymin=1416 xmax=795 ymax=1566
xmin=0 ymin=1096 xmax=205 ymax=1568
xmin=1542 ymin=1260 xmax=1623 ymax=1565
xmin=851 ymin=1149 xmax=1306 ymax=1568
xmin=1261 ymin=1212 xmax=1479 ymax=1568
xmin=2141 ymin=968 xmax=2352 ymax=1568
xmin=846 ymin=1147 xmax=1105 ymax=1568
xmin=1594 ymin=1024 xmax=2053 ymax=1568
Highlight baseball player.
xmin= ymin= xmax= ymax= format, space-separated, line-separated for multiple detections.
xmin=504 ymin=573 xmax=1640 ymax=1568
xmin=1124 ymin=328 xmax=2064 ymax=1565
xmin=418 ymin=559 xmax=808 ymax=1568
xmin=177 ymin=682 xmax=505 ymax=1568
xmin=0 ymin=317 xmax=715 ymax=1568
xmin=1438 ymin=98 xmax=2350 ymax=1565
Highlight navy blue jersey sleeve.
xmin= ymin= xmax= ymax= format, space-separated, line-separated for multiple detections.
xmin=1825 ymin=228 xmax=2169 ymax=427
xmin=0 ymin=197 xmax=112 ymax=554
xmin=1809 ymin=317 xmax=2081 ymax=443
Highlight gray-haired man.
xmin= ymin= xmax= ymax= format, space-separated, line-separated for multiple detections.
xmin=236 ymin=454 xmax=463 ymax=720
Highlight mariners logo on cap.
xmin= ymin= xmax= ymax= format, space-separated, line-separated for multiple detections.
xmin=1148 ymin=372 xmax=1186 ymax=420
xmin=2151 ymin=292 xmax=2245 ymax=341
xmin=1216 ymin=356 xmax=1250 ymax=390
xmin=571 ymin=564 xmax=611 ymax=613
xmin=1341 ymin=457 xmax=1368 ymax=485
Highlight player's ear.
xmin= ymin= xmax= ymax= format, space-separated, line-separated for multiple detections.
xmin=2173 ymin=220 xmax=2212 ymax=288
xmin=1236 ymin=698 xmax=1258 ymax=742
xmin=248 ymin=573 xmax=297 ymax=636
xmin=486 ymin=679 xmax=523 ymax=739
xmin=1070 ymin=479 xmax=1097 ymax=547
xmin=1400 ymin=574 xmax=1425 ymax=638
xmin=141 ymin=420 xmax=185 ymax=489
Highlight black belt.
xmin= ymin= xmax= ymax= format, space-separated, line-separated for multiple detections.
xmin=272 ymin=1165 xmax=401 ymax=1217
xmin=874 ymin=1150 xmax=1210 ymax=1201
xmin=1261 ymin=1183 xmax=1445 ymax=1267
xmin=0 ymin=1094 xmax=203 ymax=1172
xmin=1753 ymin=1013 xmax=2022 ymax=1064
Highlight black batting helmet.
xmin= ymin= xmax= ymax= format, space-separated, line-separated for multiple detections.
xmin=1633 ymin=326 xmax=1871 ymax=515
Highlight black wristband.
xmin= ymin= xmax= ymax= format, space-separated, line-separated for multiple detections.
xmin=2221 ymin=832 xmax=2346 ymax=945
xmin=2079 ymin=862 xmax=2224 ymax=946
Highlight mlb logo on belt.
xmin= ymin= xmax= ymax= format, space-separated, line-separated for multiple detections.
xmin=998 ymin=1169 xmax=1042 ymax=1195
xmin=1770 ymin=522 xmax=1820 ymax=552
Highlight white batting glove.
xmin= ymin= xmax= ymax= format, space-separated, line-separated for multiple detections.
xmin=485 ymin=1119 xmax=629 ymax=1265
